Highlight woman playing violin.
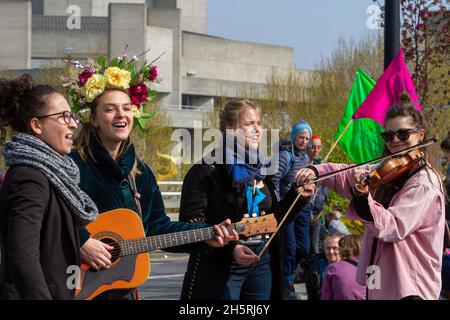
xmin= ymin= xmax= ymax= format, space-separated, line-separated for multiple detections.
xmin=296 ymin=92 xmax=446 ymax=300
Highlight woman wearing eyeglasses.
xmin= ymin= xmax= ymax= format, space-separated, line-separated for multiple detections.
xmin=0 ymin=74 xmax=98 ymax=299
xmin=296 ymin=92 xmax=446 ymax=300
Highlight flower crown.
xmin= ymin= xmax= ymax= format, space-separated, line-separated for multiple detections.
xmin=62 ymin=49 xmax=160 ymax=131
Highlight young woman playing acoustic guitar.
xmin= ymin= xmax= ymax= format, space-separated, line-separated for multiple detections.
xmin=67 ymin=58 xmax=237 ymax=300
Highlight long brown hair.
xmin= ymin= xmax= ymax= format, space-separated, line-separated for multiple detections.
xmin=74 ymin=89 xmax=139 ymax=176
xmin=338 ymin=234 xmax=361 ymax=260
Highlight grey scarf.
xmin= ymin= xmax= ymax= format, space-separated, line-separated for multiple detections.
xmin=2 ymin=132 xmax=98 ymax=227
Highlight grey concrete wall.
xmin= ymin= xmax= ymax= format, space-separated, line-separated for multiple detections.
xmin=182 ymin=33 xmax=295 ymax=84
xmin=147 ymin=8 xmax=182 ymax=107
xmin=146 ymin=26 xmax=173 ymax=93
xmin=161 ymin=108 xmax=211 ymax=128
xmin=32 ymin=30 xmax=108 ymax=59
xmin=178 ymin=0 xmax=207 ymax=33
xmin=43 ymin=0 xmax=92 ymax=16
xmin=152 ymin=0 xmax=177 ymax=9
xmin=0 ymin=0 xmax=31 ymax=70
xmin=109 ymin=4 xmax=147 ymax=61
xmin=92 ymin=0 xmax=145 ymax=16
xmin=153 ymin=0 xmax=206 ymax=34
xmin=182 ymin=77 xmax=268 ymax=98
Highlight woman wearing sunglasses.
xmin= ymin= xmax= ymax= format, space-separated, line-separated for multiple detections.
xmin=0 ymin=74 xmax=98 ymax=299
xmin=296 ymin=92 xmax=446 ymax=300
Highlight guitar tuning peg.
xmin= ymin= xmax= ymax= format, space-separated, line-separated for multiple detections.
xmin=244 ymin=213 xmax=249 ymax=218
xmin=265 ymin=234 xmax=270 ymax=239
xmin=260 ymin=211 xmax=266 ymax=216
xmin=251 ymin=213 xmax=258 ymax=217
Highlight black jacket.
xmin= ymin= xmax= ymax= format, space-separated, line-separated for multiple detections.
xmin=178 ymin=161 xmax=310 ymax=300
xmin=0 ymin=166 xmax=80 ymax=299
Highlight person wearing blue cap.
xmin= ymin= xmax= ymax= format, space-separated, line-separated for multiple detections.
xmin=272 ymin=119 xmax=313 ymax=299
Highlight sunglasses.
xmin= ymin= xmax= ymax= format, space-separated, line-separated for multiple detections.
xmin=36 ymin=111 xmax=80 ymax=125
xmin=380 ymin=128 xmax=419 ymax=142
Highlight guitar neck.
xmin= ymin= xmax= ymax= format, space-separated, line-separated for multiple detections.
xmin=118 ymin=224 xmax=236 ymax=256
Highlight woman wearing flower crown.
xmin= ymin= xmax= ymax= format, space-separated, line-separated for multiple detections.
xmin=0 ymin=74 xmax=97 ymax=299
xmin=66 ymin=56 xmax=238 ymax=300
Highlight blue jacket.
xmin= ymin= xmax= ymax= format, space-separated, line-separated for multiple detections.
xmin=272 ymin=148 xmax=310 ymax=201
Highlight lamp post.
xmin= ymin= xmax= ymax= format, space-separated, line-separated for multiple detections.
xmin=384 ymin=0 xmax=401 ymax=70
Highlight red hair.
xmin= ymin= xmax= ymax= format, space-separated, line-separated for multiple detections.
xmin=311 ymin=134 xmax=321 ymax=141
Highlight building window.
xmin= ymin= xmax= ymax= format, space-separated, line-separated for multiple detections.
xmin=32 ymin=0 xmax=44 ymax=16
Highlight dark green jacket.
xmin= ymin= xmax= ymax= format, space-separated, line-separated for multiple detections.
xmin=69 ymin=139 xmax=208 ymax=252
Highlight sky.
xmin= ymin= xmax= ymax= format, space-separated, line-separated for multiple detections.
xmin=208 ymin=0 xmax=383 ymax=70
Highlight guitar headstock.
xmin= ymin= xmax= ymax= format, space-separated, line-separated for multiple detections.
xmin=234 ymin=214 xmax=277 ymax=237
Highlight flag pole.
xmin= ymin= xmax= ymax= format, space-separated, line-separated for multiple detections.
xmin=322 ymin=119 xmax=353 ymax=164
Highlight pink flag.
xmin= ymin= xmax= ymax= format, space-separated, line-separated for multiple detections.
xmin=352 ymin=49 xmax=421 ymax=126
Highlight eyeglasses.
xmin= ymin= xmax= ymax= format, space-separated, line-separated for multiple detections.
xmin=380 ymin=128 xmax=419 ymax=143
xmin=36 ymin=111 xmax=80 ymax=125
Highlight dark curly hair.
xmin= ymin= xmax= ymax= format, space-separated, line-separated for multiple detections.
xmin=0 ymin=74 xmax=59 ymax=143
xmin=385 ymin=92 xmax=426 ymax=130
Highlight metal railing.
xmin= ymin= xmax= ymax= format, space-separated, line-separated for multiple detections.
xmin=158 ymin=181 xmax=182 ymax=209
xmin=162 ymin=104 xmax=213 ymax=112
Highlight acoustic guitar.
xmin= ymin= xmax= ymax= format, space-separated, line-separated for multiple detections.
xmin=75 ymin=208 xmax=277 ymax=300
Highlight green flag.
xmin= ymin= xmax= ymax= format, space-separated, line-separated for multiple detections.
xmin=335 ymin=69 xmax=384 ymax=163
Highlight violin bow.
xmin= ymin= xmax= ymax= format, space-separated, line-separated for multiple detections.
xmin=257 ymin=138 xmax=436 ymax=258
xmin=258 ymin=127 xmax=354 ymax=257
xmin=306 ymin=138 xmax=436 ymax=186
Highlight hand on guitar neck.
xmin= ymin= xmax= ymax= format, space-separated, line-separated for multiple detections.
xmin=205 ymin=219 xmax=239 ymax=248
xmin=75 ymin=209 xmax=278 ymax=299
xmin=80 ymin=218 xmax=239 ymax=270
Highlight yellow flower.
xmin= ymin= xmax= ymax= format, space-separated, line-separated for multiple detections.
xmin=83 ymin=74 xmax=106 ymax=102
xmin=104 ymin=67 xmax=131 ymax=89
xmin=131 ymin=105 xmax=141 ymax=118
xmin=78 ymin=108 xmax=91 ymax=124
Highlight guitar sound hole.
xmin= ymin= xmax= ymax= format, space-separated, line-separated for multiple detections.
xmin=101 ymin=237 xmax=121 ymax=263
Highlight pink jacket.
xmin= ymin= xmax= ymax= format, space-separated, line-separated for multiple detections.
xmin=316 ymin=163 xmax=445 ymax=300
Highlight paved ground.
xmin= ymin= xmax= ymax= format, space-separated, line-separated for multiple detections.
xmin=140 ymin=251 xmax=307 ymax=300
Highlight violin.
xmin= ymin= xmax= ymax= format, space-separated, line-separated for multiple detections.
xmin=362 ymin=149 xmax=424 ymax=189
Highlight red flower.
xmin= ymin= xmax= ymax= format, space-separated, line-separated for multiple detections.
xmin=147 ymin=65 xmax=158 ymax=81
xmin=78 ymin=70 xmax=94 ymax=85
xmin=129 ymin=84 xmax=149 ymax=108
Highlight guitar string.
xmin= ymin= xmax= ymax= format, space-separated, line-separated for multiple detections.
xmin=105 ymin=226 xmax=227 ymax=256
xmin=100 ymin=217 xmax=272 ymax=256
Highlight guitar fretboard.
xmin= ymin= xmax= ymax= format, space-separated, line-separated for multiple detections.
xmin=118 ymin=225 xmax=236 ymax=256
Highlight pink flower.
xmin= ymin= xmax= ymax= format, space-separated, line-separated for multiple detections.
xmin=129 ymin=84 xmax=149 ymax=108
xmin=79 ymin=70 xmax=94 ymax=85
xmin=148 ymin=65 xmax=158 ymax=81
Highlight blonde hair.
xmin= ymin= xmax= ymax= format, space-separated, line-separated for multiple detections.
xmin=219 ymin=99 xmax=261 ymax=132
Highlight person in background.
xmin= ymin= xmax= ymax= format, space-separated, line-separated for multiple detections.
xmin=303 ymin=134 xmax=329 ymax=300
xmin=271 ymin=120 xmax=312 ymax=299
xmin=325 ymin=211 xmax=350 ymax=236
xmin=321 ymin=234 xmax=365 ymax=300
xmin=440 ymin=137 xmax=450 ymax=299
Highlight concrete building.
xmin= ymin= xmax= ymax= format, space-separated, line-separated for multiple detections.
xmin=0 ymin=0 xmax=300 ymax=128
